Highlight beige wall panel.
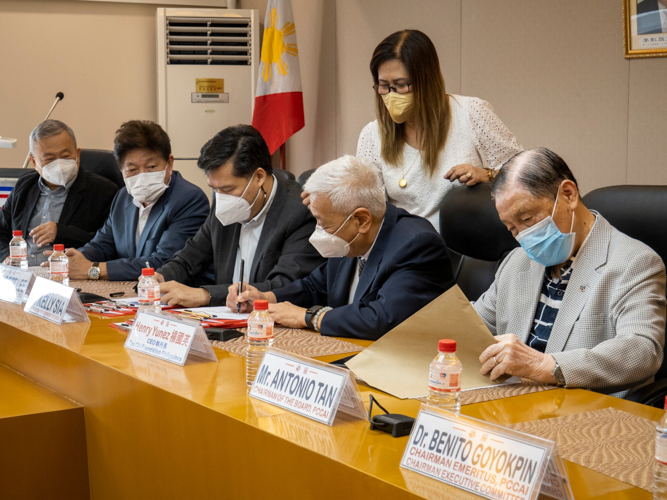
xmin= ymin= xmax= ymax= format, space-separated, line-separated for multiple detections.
xmin=627 ymin=58 xmax=667 ymax=185
xmin=335 ymin=0 xmax=462 ymax=159
xmin=0 ymin=0 xmax=159 ymax=168
xmin=461 ymin=0 xmax=630 ymax=195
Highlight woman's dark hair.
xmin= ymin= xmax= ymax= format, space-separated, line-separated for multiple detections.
xmin=492 ymin=148 xmax=579 ymax=200
xmin=370 ymin=29 xmax=450 ymax=176
xmin=113 ymin=120 xmax=171 ymax=167
xmin=198 ymin=124 xmax=272 ymax=178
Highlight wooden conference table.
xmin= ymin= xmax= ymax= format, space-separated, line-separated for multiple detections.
xmin=0 ymin=303 xmax=661 ymax=500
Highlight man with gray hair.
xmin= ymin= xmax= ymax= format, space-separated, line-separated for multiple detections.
xmin=229 ymin=155 xmax=454 ymax=340
xmin=474 ymin=147 xmax=666 ymax=397
xmin=0 ymin=119 xmax=117 ymax=265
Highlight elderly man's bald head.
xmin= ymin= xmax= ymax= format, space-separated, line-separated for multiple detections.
xmin=492 ymin=148 xmax=579 ymax=201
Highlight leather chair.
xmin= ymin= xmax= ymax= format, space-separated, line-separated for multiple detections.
xmin=439 ymin=183 xmax=518 ymax=301
xmin=583 ymin=185 xmax=667 ymax=407
xmin=297 ymin=168 xmax=316 ymax=186
xmin=79 ymin=149 xmax=124 ymax=189
xmin=273 ymin=168 xmax=295 ymax=182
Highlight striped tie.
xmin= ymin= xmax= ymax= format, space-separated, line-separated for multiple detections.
xmin=358 ymin=257 xmax=366 ymax=277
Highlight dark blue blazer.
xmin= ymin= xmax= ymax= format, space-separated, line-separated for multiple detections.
xmin=273 ymin=204 xmax=455 ymax=340
xmin=79 ymin=171 xmax=209 ymax=281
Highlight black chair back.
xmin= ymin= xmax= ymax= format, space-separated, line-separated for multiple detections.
xmin=297 ymin=168 xmax=316 ymax=186
xmin=583 ymin=185 xmax=667 ymax=381
xmin=80 ymin=149 xmax=124 ymax=189
xmin=273 ymin=168 xmax=295 ymax=182
xmin=439 ymin=183 xmax=518 ymax=301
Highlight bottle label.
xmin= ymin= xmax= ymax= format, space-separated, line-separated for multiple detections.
xmin=657 ymin=435 xmax=667 ymax=464
xmin=248 ymin=322 xmax=274 ymax=341
xmin=429 ymin=369 xmax=461 ymax=393
xmin=49 ymin=261 xmax=69 ymax=275
xmin=10 ymin=247 xmax=27 ymax=259
xmin=138 ymin=286 xmax=159 ymax=304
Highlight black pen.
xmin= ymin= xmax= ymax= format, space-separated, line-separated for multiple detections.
xmin=237 ymin=259 xmax=244 ymax=314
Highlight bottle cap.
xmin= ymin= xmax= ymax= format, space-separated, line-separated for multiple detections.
xmin=12 ymin=230 xmax=22 ymax=237
xmin=254 ymin=300 xmax=269 ymax=311
xmin=53 ymin=244 xmax=65 ymax=251
xmin=438 ymin=339 xmax=456 ymax=352
xmin=142 ymin=268 xmax=155 ymax=276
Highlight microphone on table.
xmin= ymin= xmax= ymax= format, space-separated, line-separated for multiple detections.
xmin=21 ymin=91 xmax=65 ymax=168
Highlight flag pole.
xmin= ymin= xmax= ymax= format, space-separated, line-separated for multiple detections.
xmin=280 ymin=143 xmax=286 ymax=170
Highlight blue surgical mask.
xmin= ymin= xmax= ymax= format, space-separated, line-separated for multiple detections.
xmin=515 ymin=186 xmax=575 ymax=267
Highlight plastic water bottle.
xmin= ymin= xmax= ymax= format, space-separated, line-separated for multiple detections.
xmin=428 ymin=339 xmax=462 ymax=412
xmin=138 ymin=268 xmax=161 ymax=314
xmin=48 ymin=244 xmax=69 ymax=286
xmin=9 ymin=230 xmax=28 ymax=269
xmin=246 ymin=299 xmax=274 ymax=387
xmin=655 ymin=397 xmax=667 ymax=498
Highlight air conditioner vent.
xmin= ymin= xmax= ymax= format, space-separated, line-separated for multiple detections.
xmin=166 ymin=16 xmax=252 ymax=65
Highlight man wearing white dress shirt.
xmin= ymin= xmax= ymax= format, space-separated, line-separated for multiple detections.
xmin=157 ymin=125 xmax=323 ymax=307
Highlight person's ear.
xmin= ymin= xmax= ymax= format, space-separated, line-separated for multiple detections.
xmin=29 ymin=155 xmax=38 ymax=170
xmin=255 ymin=168 xmax=267 ymax=186
xmin=76 ymin=148 xmax=81 ymax=167
xmin=561 ymin=180 xmax=579 ymax=210
xmin=354 ymin=208 xmax=373 ymax=234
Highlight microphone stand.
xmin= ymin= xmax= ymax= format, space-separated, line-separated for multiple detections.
xmin=21 ymin=92 xmax=65 ymax=168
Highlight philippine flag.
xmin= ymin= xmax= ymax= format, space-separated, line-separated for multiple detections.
xmin=251 ymin=0 xmax=305 ymax=155
xmin=0 ymin=186 xmax=11 ymax=209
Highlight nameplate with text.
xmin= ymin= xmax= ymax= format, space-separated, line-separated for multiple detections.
xmin=249 ymin=349 xmax=366 ymax=426
xmin=124 ymin=311 xmax=217 ymax=366
xmin=0 ymin=264 xmax=34 ymax=304
xmin=24 ymin=277 xmax=89 ymax=325
xmin=400 ymin=406 xmax=571 ymax=500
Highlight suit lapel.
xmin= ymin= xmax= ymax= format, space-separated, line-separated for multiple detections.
xmin=507 ymin=264 xmax=544 ymax=343
xmin=352 ymin=203 xmax=396 ymax=302
xmin=250 ymin=176 xmax=284 ymax=281
xmin=223 ymin=224 xmax=241 ymax=282
xmin=58 ymin=170 xmax=86 ymax=225
xmin=546 ymin=214 xmax=610 ymax=354
xmin=329 ymin=258 xmax=357 ymax=307
xmin=21 ymin=179 xmax=42 ymax=235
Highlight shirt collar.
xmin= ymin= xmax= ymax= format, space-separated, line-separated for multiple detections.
xmin=243 ymin=174 xmax=277 ymax=227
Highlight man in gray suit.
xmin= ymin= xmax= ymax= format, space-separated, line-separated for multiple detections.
xmin=475 ymin=148 xmax=666 ymax=397
xmin=157 ymin=125 xmax=324 ymax=307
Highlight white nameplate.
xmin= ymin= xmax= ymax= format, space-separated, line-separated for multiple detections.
xmin=249 ymin=348 xmax=367 ymax=426
xmin=401 ymin=406 xmax=571 ymax=500
xmin=124 ymin=311 xmax=217 ymax=366
xmin=0 ymin=264 xmax=34 ymax=304
xmin=24 ymin=276 xmax=89 ymax=325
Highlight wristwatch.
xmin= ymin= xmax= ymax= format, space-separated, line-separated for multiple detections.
xmin=486 ymin=168 xmax=497 ymax=182
xmin=551 ymin=359 xmax=566 ymax=387
xmin=88 ymin=262 xmax=101 ymax=280
xmin=305 ymin=305 xmax=324 ymax=330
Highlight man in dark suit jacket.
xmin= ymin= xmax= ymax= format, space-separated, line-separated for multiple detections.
xmin=637 ymin=0 xmax=667 ymax=35
xmin=157 ymin=125 xmax=323 ymax=307
xmin=56 ymin=121 xmax=209 ymax=281
xmin=229 ymin=155 xmax=454 ymax=340
xmin=0 ymin=120 xmax=117 ymax=265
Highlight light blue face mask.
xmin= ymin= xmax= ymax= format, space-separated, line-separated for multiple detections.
xmin=515 ymin=186 xmax=575 ymax=267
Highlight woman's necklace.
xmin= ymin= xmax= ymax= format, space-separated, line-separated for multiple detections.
xmin=399 ymin=151 xmax=419 ymax=188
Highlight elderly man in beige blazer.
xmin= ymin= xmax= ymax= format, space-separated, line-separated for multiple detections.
xmin=474 ymin=147 xmax=666 ymax=398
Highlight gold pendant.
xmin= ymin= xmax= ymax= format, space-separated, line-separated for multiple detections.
xmin=399 ymin=178 xmax=407 ymax=188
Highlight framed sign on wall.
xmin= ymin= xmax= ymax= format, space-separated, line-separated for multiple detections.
xmin=624 ymin=0 xmax=667 ymax=58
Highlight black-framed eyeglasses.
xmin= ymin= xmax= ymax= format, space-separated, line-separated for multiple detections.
xmin=372 ymin=83 xmax=412 ymax=95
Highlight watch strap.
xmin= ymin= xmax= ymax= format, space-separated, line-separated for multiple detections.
xmin=305 ymin=305 xmax=324 ymax=330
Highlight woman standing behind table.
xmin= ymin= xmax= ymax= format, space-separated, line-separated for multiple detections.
xmin=357 ymin=30 xmax=522 ymax=232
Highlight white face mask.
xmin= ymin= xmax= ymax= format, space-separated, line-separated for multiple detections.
xmin=214 ymin=173 xmax=262 ymax=226
xmin=309 ymin=212 xmax=359 ymax=258
xmin=124 ymin=170 xmax=169 ymax=205
xmin=40 ymin=158 xmax=78 ymax=186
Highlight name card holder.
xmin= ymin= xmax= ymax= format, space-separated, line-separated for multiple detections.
xmin=24 ymin=277 xmax=89 ymax=325
xmin=400 ymin=405 xmax=573 ymax=500
xmin=0 ymin=264 xmax=35 ymax=304
xmin=249 ymin=348 xmax=367 ymax=427
xmin=124 ymin=311 xmax=217 ymax=366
